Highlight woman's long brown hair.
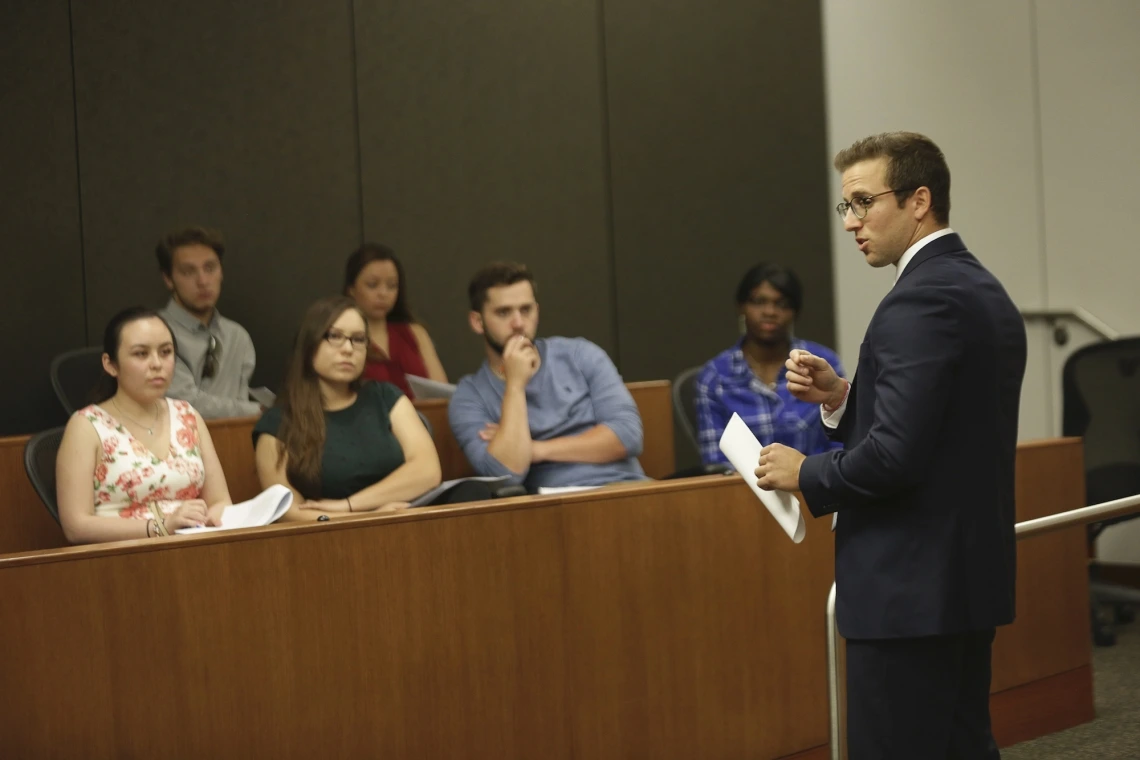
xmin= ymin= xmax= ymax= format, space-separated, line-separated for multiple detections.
xmin=276 ymin=296 xmax=368 ymax=498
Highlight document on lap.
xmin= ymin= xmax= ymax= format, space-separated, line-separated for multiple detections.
xmin=175 ymin=484 xmax=293 ymax=534
xmin=718 ymin=413 xmax=806 ymax=543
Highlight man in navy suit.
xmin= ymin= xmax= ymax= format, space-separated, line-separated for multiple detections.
xmin=755 ymin=132 xmax=1027 ymax=759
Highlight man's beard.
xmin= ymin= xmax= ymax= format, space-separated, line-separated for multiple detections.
xmin=485 ymin=331 xmax=529 ymax=356
xmin=485 ymin=333 xmax=507 ymax=356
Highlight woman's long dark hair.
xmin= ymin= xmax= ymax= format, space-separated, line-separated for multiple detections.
xmin=343 ymin=243 xmax=415 ymax=323
xmin=276 ymin=296 xmax=368 ymax=499
xmin=93 ymin=306 xmax=177 ymax=402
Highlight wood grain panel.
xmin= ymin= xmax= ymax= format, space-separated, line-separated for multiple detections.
xmin=0 ymin=450 xmax=1100 ymax=756
xmin=628 ymin=380 xmax=676 ymax=479
xmin=0 ymin=502 xmax=569 ymax=758
xmin=992 ymin=438 xmax=1092 ymax=692
xmin=416 ymin=398 xmax=474 ymax=481
xmin=991 ymin=665 xmax=1096 ymax=748
xmin=0 ymin=436 xmax=66 ymax=554
xmin=562 ymin=478 xmax=835 ymax=759
xmin=206 ymin=414 xmax=262 ymax=503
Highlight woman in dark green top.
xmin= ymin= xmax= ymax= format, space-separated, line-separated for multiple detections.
xmin=253 ymin=296 xmax=441 ymax=521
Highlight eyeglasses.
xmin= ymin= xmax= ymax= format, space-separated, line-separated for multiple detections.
xmin=324 ymin=330 xmax=369 ymax=350
xmin=202 ymin=334 xmax=220 ymax=379
xmin=745 ymin=296 xmax=793 ymax=311
xmin=835 ymin=188 xmax=915 ymax=220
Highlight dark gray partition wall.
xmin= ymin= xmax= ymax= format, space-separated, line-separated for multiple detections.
xmin=0 ymin=0 xmax=86 ymax=434
xmin=2 ymin=1 xmax=833 ymax=450
xmin=603 ymin=0 xmax=835 ymax=385
xmin=353 ymin=0 xmax=615 ymax=375
xmin=70 ymin=1 xmax=362 ymax=392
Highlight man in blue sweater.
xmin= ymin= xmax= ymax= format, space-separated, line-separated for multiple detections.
xmin=448 ymin=262 xmax=647 ymax=492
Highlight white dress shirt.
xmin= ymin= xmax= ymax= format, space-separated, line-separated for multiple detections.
xmin=821 ymin=227 xmax=955 ymax=428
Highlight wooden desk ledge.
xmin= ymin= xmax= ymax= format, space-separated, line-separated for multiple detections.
xmin=0 ymin=474 xmax=793 ymax=570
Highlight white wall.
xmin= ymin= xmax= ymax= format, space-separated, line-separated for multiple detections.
xmin=821 ymin=0 xmax=1140 ymax=562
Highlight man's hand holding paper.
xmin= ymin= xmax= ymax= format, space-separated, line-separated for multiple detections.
xmin=755 ymin=443 xmax=806 ymax=492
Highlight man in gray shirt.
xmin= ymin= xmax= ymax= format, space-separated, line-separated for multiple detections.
xmin=156 ymin=227 xmax=261 ymax=419
xmin=448 ymin=262 xmax=647 ymax=492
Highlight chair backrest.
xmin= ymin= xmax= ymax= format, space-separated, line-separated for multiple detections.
xmin=1062 ymin=337 xmax=1140 ymax=508
xmin=50 ymin=347 xmax=106 ymax=415
xmin=23 ymin=426 xmax=66 ymax=524
xmin=672 ymin=365 xmax=703 ymax=452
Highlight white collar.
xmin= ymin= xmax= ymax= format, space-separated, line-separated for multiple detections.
xmin=895 ymin=227 xmax=955 ymax=282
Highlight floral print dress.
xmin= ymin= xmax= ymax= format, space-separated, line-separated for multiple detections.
xmin=81 ymin=399 xmax=206 ymax=519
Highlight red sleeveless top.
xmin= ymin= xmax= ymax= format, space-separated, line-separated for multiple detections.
xmin=361 ymin=322 xmax=429 ymax=398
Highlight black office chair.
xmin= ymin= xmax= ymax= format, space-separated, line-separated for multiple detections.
xmin=666 ymin=365 xmax=734 ymax=479
xmin=672 ymin=365 xmax=703 ymax=454
xmin=50 ymin=347 xmax=105 ymax=414
xmin=1061 ymin=336 xmax=1140 ymax=646
xmin=23 ymin=426 xmax=66 ymax=524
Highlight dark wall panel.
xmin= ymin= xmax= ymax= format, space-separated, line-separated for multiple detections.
xmin=0 ymin=1 xmax=86 ymax=435
xmin=71 ymin=1 xmax=362 ymax=392
xmin=604 ymin=0 xmax=835 ymax=390
xmin=354 ymin=0 xmax=614 ymax=377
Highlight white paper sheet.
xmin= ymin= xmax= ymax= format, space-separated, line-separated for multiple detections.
xmin=406 ymin=375 xmax=458 ymax=400
xmin=536 ymin=485 xmax=603 ymax=495
xmin=175 ymin=484 xmax=293 ymax=534
xmin=249 ymin=386 xmax=276 ymax=407
xmin=718 ymin=413 xmax=806 ymax=543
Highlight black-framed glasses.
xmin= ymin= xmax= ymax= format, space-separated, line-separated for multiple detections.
xmin=324 ymin=330 xmax=368 ymax=350
xmin=202 ymin=334 xmax=220 ymax=379
xmin=835 ymin=188 xmax=916 ymax=220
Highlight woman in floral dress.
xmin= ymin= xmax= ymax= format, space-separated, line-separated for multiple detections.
xmin=56 ymin=306 xmax=233 ymax=544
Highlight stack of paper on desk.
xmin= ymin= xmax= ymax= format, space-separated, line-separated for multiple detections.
xmin=175 ymin=484 xmax=293 ymax=534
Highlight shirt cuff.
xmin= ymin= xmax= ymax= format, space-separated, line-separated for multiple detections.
xmin=820 ymin=389 xmax=848 ymax=428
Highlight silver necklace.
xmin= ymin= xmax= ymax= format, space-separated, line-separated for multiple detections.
xmin=112 ymin=398 xmax=160 ymax=436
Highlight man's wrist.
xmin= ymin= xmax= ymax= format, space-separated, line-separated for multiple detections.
xmin=823 ymin=380 xmax=849 ymax=412
xmin=530 ymin=439 xmax=547 ymax=463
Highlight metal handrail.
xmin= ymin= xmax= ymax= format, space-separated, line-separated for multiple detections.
xmin=825 ymin=492 xmax=1140 ymax=760
xmin=1020 ymin=307 xmax=1120 ymax=341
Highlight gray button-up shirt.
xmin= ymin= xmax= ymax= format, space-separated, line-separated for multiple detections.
xmin=159 ymin=299 xmax=261 ymax=419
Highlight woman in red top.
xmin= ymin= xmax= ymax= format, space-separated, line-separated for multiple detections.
xmin=344 ymin=243 xmax=448 ymax=398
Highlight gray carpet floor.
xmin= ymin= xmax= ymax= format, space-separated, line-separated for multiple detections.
xmin=1003 ymin=623 xmax=1140 ymax=759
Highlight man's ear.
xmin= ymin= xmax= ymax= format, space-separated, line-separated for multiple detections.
xmin=101 ymin=353 xmax=117 ymax=378
xmin=912 ymin=186 xmax=933 ymax=221
xmin=468 ymin=311 xmax=485 ymax=336
xmin=161 ymin=272 xmax=175 ymax=293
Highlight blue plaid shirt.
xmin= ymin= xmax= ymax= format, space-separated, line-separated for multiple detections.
xmin=695 ymin=338 xmax=845 ymax=465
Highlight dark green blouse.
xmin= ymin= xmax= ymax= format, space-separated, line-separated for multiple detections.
xmin=253 ymin=381 xmax=406 ymax=499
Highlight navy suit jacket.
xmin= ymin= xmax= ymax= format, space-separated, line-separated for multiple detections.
xmin=799 ymin=233 xmax=1027 ymax=640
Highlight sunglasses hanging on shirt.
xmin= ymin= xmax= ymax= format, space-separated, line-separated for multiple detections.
xmin=202 ymin=334 xmax=221 ymax=379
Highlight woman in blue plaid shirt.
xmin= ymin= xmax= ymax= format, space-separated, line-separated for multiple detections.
xmin=695 ymin=263 xmax=845 ymax=465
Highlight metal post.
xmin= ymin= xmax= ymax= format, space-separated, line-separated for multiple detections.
xmin=826 ymin=582 xmax=841 ymax=760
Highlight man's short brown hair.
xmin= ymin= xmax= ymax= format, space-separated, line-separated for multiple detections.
xmin=467 ymin=262 xmax=537 ymax=312
xmin=834 ymin=131 xmax=951 ymax=224
xmin=155 ymin=226 xmax=225 ymax=276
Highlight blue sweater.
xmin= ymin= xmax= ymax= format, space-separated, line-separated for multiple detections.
xmin=448 ymin=337 xmax=647 ymax=491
